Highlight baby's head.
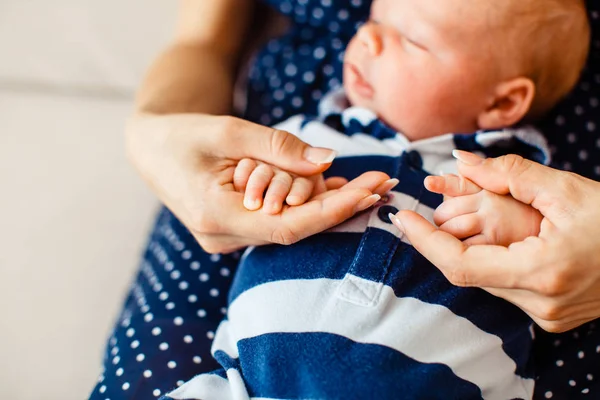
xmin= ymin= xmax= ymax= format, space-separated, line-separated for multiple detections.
xmin=343 ymin=0 xmax=590 ymax=140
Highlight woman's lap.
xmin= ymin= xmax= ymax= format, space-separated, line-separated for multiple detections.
xmin=90 ymin=209 xmax=600 ymax=400
xmin=90 ymin=208 xmax=240 ymax=399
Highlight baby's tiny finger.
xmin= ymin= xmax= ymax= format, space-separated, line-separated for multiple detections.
xmin=438 ymin=213 xmax=483 ymax=239
xmin=324 ymin=177 xmax=349 ymax=190
xmin=312 ymin=174 xmax=328 ymax=196
xmin=287 ymin=177 xmax=314 ymax=206
xmin=425 ymin=174 xmax=481 ymax=197
xmin=463 ymin=234 xmax=490 ymax=246
xmin=263 ymin=171 xmax=293 ymax=214
xmin=244 ymin=164 xmax=274 ymax=210
xmin=434 ymin=194 xmax=481 ymax=226
xmin=234 ymin=158 xmax=257 ymax=192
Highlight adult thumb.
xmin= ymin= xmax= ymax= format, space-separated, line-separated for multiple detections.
xmin=210 ymin=116 xmax=337 ymax=176
xmin=452 ymin=151 xmax=570 ymax=213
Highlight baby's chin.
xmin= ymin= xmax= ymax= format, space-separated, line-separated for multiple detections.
xmin=343 ymin=82 xmax=370 ymax=109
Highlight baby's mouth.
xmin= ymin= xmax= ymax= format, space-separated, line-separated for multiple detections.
xmin=346 ymin=63 xmax=374 ymax=99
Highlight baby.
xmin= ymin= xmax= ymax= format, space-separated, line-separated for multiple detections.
xmin=165 ymin=0 xmax=590 ymax=399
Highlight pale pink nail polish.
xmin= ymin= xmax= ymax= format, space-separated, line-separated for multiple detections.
xmin=452 ymin=150 xmax=484 ymax=166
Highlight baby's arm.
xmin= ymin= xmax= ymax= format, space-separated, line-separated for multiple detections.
xmin=425 ymin=174 xmax=543 ymax=246
xmin=234 ymin=158 xmax=328 ymax=214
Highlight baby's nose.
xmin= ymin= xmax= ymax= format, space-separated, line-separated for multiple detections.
xmin=357 ymin=23 xmax=382 ymax=56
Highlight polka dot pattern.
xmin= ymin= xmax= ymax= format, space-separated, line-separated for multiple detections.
xmin=530 ymin=3 xmax=600 ymax=398
xmin=89 ymin=208 xmax=238 ymax=398
xmin=89 ymin=1 xmax=599 ymax=399
xmin=534 ymin=322 xmax=599 ymax=398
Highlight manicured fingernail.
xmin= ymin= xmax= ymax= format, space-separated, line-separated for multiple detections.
xmin=385 ymin=178 xmax=400 ymax=190
xmin=304 ymin=147 xmax=337 ymax=165
xmin=452 ymin=150 xmax=484 ymax=166
xmin=355 ymin=194 xmax=380 ymax=212
xmin=389 ymin=213 xmax=405 ymax=233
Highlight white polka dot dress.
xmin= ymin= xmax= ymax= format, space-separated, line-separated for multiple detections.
xmin=89 ymin=1 xmax=599 ymax=399
xmin=531 ymin=5 xmax=600 ymax=397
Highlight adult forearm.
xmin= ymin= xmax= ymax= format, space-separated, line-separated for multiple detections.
xmin=135 ymin=42 xmax=238 ymax=115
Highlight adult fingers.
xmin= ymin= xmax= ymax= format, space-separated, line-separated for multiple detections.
xmin=390 ymin=210 xmax=532 ymax=289
xmin=223 ymin=188 xmax=380 ymax=245
xmin=424 ymin=174 xmax=481 ymax=197
xmin=275 ymin=190 xmax=382 ymax=243
xmin=453 ymin=151 xmax=583 ymax=223
xmin=203 ymin=171 xmax=389 ymax=246
xmin=308 ymin=172 xmax=392 ymax=202
xmin=206 ymin=116 xmax=337 ymax=176
xmin=374 ymin=178 xmax=400 ymax=196
xmin=338 ymin=171 xmax=393 ymax=192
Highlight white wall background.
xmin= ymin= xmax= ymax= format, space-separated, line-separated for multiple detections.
xmin=0 ymin=2 xmax=176 ymax=398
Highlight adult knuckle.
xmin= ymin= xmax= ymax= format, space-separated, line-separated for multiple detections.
xmin=269 ymin=128 xmax=295 ymax=158
xmin=501 ymin=154 xmax=527 ymax=173
xmin=219 ymin=115 xmax=239 ymax=132
xmin=216 ymin=116 xmax=243 ymax=143
xmin=537 ymin=320 xmax=565 ymax=333
xmin=270 ymin=226 xmax=300 ymax=246
xmin=189 ymin=211 xmax=219 ymax=235
xmin=536 ymin=270 xmax=571 ymax=297
xmin=535 ymin=300 xmax=566 ymax=323
xmin=503 ymin=155 xmax=537 ymax=184
xmin=555 ymin=175 xmax=575 ymax=196
xmin=481 ymin=190 xmax=496 ymax=203
xmin=447 ymin=266 xmax=469 ymax=287
xmin=555 ymin=175 xmax=583 ymax=212
xmin=193 ymin=235 xmax=224 ymax=254
xmin=457 ymin=175 xmax=469 ymax=194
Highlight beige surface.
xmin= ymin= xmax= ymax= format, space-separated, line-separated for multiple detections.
xmin=0 ymin=1 xmax=176 ymax=399
xmin=0 ymin=0 xmax=174 ymax=92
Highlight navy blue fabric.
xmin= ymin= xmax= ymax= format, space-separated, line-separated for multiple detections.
xmin=232 ymin=226 xmax=534 ymax=382
xmin=235 ymin=333 xmax=484 ymax=399
xmin=90 ymin=1 xmax=600 ymax=399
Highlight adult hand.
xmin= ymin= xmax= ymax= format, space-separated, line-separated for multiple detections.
xmin=390 ymin=151 xmax=600 ymax=332
xmin=127 ymin=113 xmax=393 ymax=254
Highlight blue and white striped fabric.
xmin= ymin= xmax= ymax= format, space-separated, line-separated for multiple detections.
xmin=164 ymin=89 xmax=550 ymax=400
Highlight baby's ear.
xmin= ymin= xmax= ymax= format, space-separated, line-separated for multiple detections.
xmin=477 ymin=78 xmax=535 ymax=130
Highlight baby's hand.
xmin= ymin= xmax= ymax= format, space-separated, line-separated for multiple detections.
xmin=234 ymin=158 xmax=328 ymax=214
xmin=425 ymin=174 xmax=543 ymax=246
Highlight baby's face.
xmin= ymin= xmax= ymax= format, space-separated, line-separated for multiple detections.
xmin=344 ymin=0 xmax=499 ymax=140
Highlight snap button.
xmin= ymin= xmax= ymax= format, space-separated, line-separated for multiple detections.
xmin=406 ymin=150 xmax=423 ymax=169
xmin=377 ymin=205 xmax=400 ymax=224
